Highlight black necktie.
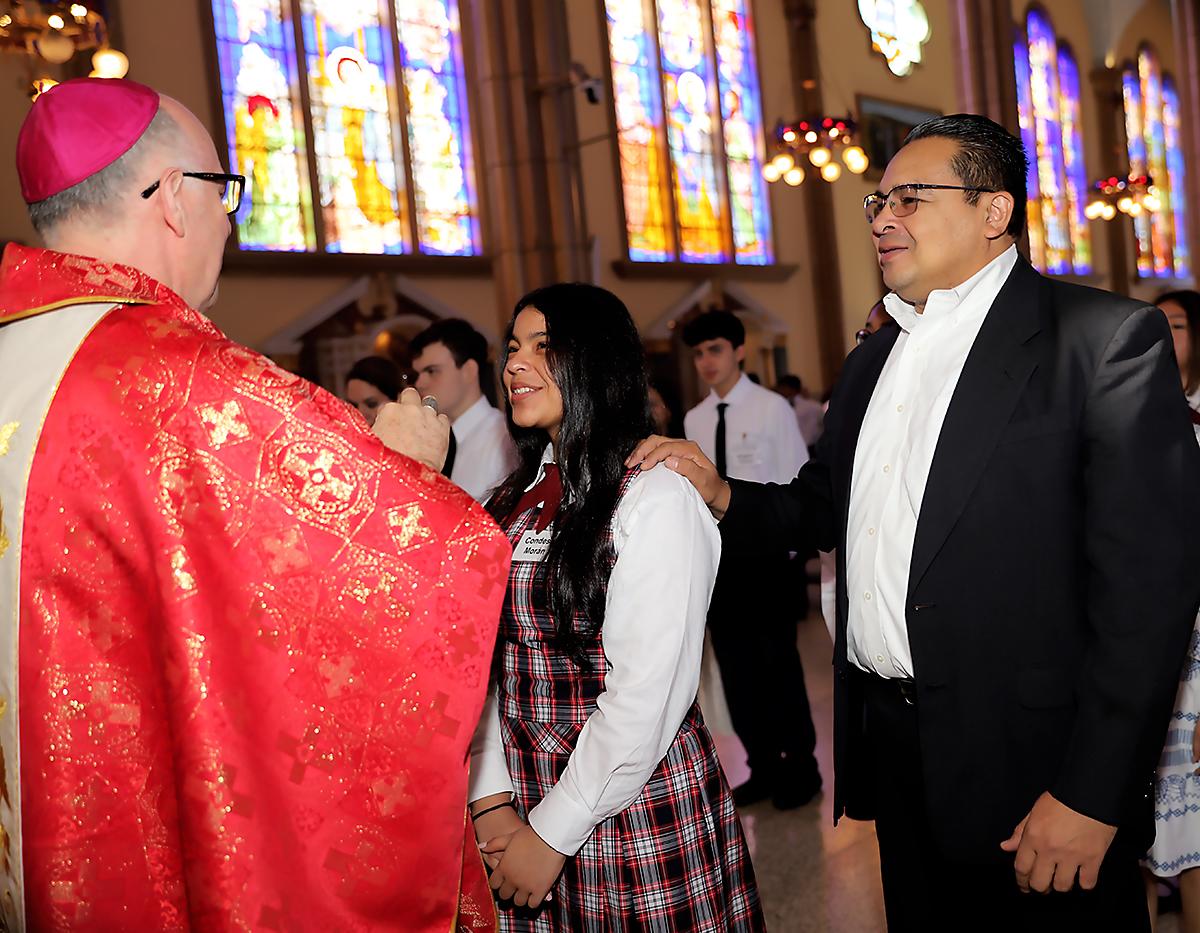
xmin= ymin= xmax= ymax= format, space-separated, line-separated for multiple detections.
xmin=715 ymin=402 xmax=728 ymax=479
xmin=441 ymin=429 xmax=457 ymax=478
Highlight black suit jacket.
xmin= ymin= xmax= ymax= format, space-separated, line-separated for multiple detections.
xmin=721 ymin=258 xmax=1200 ymax=861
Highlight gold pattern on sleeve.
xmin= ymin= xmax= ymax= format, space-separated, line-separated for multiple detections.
xmin=0 ymin=422 xmax=16 ymax=560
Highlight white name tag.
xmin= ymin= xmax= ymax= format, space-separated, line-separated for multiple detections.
xmin=513 ymin=526 xmax=553 ymax=563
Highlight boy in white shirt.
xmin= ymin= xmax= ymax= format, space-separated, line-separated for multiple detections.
xmin=683 ymin=310 xmax=821 ymax=810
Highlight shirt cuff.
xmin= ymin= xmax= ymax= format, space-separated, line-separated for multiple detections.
xmin=527 ymin=784 xmax=597 ymax=856
xmin=468 ymin=756 xmax=515 ymax=804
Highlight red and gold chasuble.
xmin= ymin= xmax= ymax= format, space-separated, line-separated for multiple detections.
xmin=0 ymin=244 xmax=507 ymax=931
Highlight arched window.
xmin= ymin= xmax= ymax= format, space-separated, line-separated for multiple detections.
xmin=1123 ymin=46 xmax=1191 ymax=279
xmin=209 ymin=0 xmax=480 ymax=256
xmin=605 ymin=0 xmax=773 ymax=265
xmin=1013 ymin=6 xmax=1092 ymax=275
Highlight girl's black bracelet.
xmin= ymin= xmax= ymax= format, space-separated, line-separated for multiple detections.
xmin=471 ymin=800 xmax=516 ymax=820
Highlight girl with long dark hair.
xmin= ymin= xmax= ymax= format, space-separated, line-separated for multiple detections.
xmin=467 ymin=283 xmax=763 ymax=931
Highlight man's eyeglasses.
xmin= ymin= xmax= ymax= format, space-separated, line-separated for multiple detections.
xmin=141 ymin=172 xmax=246 ymax=215
xmin=864 ymin=183 xmax=997 ymax=224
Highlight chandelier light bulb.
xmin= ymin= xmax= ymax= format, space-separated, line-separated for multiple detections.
xmin=1101 ymin=204 xmax=1117 ymax=221
xmin=804 ymin=130 xmax=819 ymax=144
xmin=771 ymin=152 xmax=795 ymax=172
xmin=842 ymin=146 xmax=868 ymax=174
xmin=47 ymin=13 xmax=66 ymax=29
xmin=92 ymin=47 xmax=129 ymax=79
xmin=1128 ymin=203 xmax=1143 ymax=217
xmin=35 ymin=29 xmax=75 ymax=63
xmin=1084 ymin=200 xmax=1105 ymax=220
xmin=1143 ymin=194 xmax=1161 ymax=212
xmin=1117 ymin=196 xmax=1134 ymax=214
xmin=762 ymin=162 xmax=782 ymax=183
xmin=784 ymin=166 xmax=806 ymax=186
xmin=808 ymin=146 xmax=831 ymax=168
xmin=71 ymin=4 xmax=89 ymax=17
xmin=782 ymin=129 xmax=797 ymax=143
xmin=821 ymin=162 xmax=842 ymax=183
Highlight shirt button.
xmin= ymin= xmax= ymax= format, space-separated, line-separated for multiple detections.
xmin=883 ymin=464 xmax=891 ymax=474
xmin=876 ymin=654 xmax=885 ymax=663
xmin=896 ymin=404 xmax=904 ymax=413
xmin=864 ymin=592 xmax=872 ymax=601
xmin=868 ymin=527 xmax=876 ymax=536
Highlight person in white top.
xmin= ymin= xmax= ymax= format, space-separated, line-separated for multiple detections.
xmin=467 ymin=283 xmax=764 ymax=929
xmin=411 ymin=318 xmax=518 ymax=502
xmin=681 ymin=309 xmax=821 ymax=811
xmin=775 ymin=374 xmax=826 ymax=448
xmin=631 ymin=114 xmax=1200 ymax=931
xmin=1144 ymin=289 xmax=1200 ymax=930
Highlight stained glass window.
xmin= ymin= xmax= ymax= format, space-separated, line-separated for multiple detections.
xmin=1123 ymin=47 xmax=1190 ymax=279
xmin=211 ymin=0 xmax=315 ymax=251
xmin=605 ymin=0 xmax=774 ymax=265
xmin=209 ymin=0 xmax=480 ymax=256
xmin=1013 ymin=9 xmax=1091 ymax=275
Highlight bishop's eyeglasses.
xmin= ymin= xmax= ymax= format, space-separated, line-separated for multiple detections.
xmin=141 ymin=172 xmax=246 ymax=215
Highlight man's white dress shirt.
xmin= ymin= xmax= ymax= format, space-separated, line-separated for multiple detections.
xmin=450 ymin=395 xmax=518 ymax=503
xmin=685 ymin=374 xmax=809 ymax=483
xmin=468 ymin=450 xmax=721 ymax=856
xmin=846 ymin=245 xmax=1018 ymax=679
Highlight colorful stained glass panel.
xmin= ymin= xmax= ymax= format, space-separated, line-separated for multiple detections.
xmin=657 ymin=0 xmax=728 ymax=263
xmin=1025 ymin=9 xmax=1072 ymax=275
xmin=211 ymin=0 xmax=316 ymax=251
xmin=1013 ymin=35 xmax=1046 ymax=271
xmin=711 ymin=0 xmax=772 ymax=265
xmin=300 ymin=0 xmax=407 ymax=254
xmin=1056 ymin=47 xmax=1091 ymax=275
xmin=1139 ymin=48 xmax=1175 ymax=277
xmin=606 ymin=0 xmax=673 ymax=262
xmin=394 ymin=0 xmax=480 ymax=256
xmin=1122 ymin=67 xmax=1154 ymax=277
xmin=1163 ymin=79 xmax=1191 ymax=278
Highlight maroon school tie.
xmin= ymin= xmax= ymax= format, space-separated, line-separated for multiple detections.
xmin=509 ymin=463 xmax=563 ymax=532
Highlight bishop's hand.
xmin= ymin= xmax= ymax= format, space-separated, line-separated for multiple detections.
xmin=373 ymin=388 xmax=451 ymax=472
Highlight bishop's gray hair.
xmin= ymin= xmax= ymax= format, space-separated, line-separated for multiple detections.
xmin=27 ymin=106 xmax=180 ymax=236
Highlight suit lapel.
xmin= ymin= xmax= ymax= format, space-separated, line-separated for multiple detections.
xmin=907 ymin=259 xmax=1046 ymax=594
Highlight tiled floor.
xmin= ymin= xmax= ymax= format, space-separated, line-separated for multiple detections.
xmin=705 ymin=615 xmax=1183 ymax=933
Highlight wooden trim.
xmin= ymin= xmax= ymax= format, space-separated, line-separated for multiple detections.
xmin=287 ymin=0 xmax=327 ymax=251
xmin=612 ymin=259 xmax=797 ymax=281
xmin=384 ymin=0 xmax=422 ymax=254
xmin=220 ymin=250 xmax=493 ymax=276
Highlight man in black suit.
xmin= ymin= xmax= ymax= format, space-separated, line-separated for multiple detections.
xmin=628 ymin=114 xmax=1200 ymax=930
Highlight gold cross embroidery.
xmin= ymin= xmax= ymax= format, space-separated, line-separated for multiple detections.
xmin=0 ymin=422 xmax=17 ymax=560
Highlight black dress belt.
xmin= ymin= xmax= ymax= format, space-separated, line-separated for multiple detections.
xmin=853 ymin=667 xmax=918 ymax=706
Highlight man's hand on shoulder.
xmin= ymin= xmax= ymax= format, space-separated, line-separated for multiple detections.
xmin=1000 ymin=791 xmax=1117 ymax=894
xmin=373 ymin=388 xmax=451 ymax=472
xmin=626 ymin=436 xmax=731 ymax=518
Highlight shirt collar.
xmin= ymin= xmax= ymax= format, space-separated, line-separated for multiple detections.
xmin=451 ymin=394 xmax=492 ymax=441
xmin=707 ymin=372 xmax=753 ymax=407
xmin=522 ymin=443 xmax=556 ymax=492
xmin=883 ymin=244 xmax=1018 ymax=334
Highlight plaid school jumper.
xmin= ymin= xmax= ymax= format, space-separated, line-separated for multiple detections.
xmin=496 ymin=470 xmax=765 ymax=932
